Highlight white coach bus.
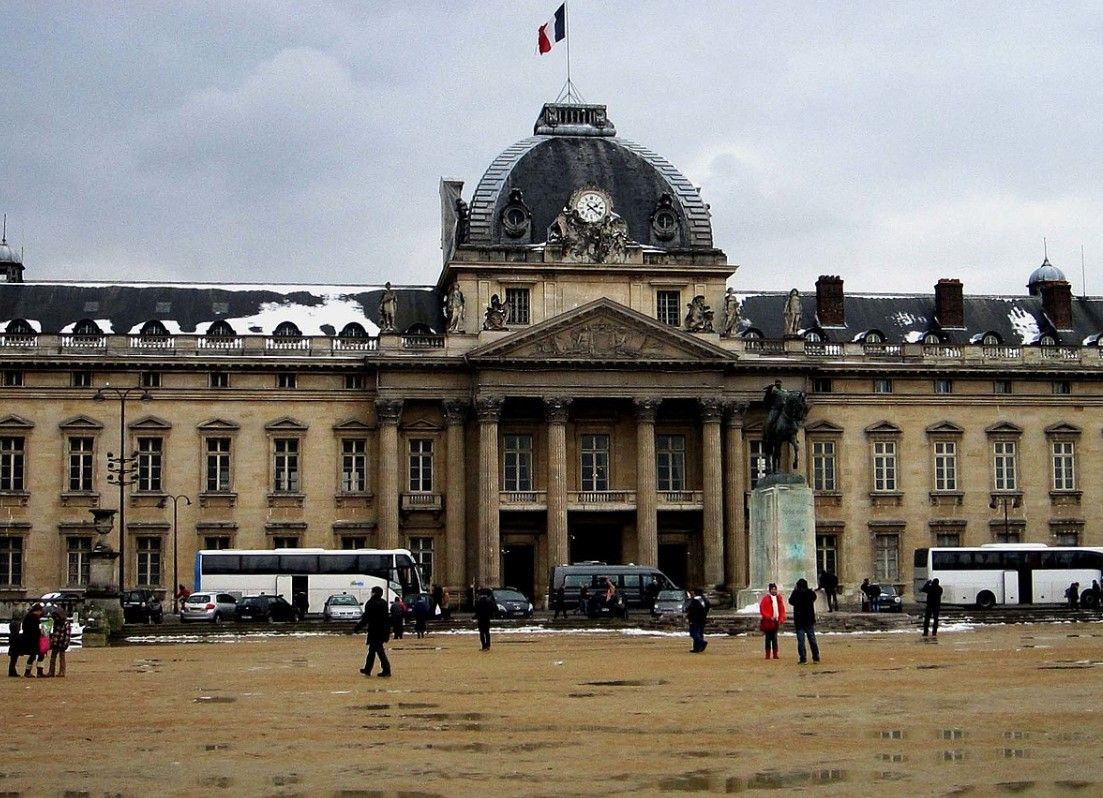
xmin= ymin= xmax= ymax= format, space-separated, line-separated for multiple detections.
xmin=913 ymin=544 xmax=1103 ymax=609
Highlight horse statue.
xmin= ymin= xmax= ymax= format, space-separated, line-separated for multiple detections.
xmin=762 ymin=381 xmax=809 ymax=473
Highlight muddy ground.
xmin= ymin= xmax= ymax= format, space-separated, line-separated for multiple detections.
xmin=3 ymin=621 xmax=1102 ymax=796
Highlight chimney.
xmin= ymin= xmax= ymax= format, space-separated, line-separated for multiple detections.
xmin=815 ymin=275 xmax=844 ymax=327
xmin=934 ymin=279 xmax=964 ymax=329
xmin=1041 ymin=280 xmax=1073 ymax=330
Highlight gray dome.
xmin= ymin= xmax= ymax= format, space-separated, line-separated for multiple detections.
xmin=0 ymin=238 xmax=20 ymax=264
xmin=466 ymin=104 xmax=714 ymax=251
xmin=1027 ymin=257 xmax=1065 ymax=293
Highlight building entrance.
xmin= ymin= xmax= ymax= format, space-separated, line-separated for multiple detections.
xmin=501 ymin=544 xmax=535 ymax=599
xmin=567 ymin=513 xmax=628 ymax=565
xmin=658 ymin=543 xmax=689 ymax=589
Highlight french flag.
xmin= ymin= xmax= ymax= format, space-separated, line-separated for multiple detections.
xmin=537 ymin=4 xmax=566 ymax=55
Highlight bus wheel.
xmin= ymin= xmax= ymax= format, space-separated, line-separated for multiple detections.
xmin=976 ymin=591 xmax=996 ymax=610
xmin=1080 ymin=590 xmax=1099 ymax=610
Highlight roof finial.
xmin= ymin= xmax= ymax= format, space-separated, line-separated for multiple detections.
xmin=1043 ymin=236 xmax=1048 ymax=262
xmin=2 ymin=213 xmax=6 ymax=244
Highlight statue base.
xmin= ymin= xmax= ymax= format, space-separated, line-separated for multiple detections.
xmin=737 ymin=475 xmax=817 ymax=609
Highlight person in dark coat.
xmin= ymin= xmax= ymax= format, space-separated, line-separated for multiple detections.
xmin=576 ymin=586 xmax=590 ymax=616
xmin=7 ymin=614 xmax=22 ymax=677
xmin=473 ymin=588 xmax=496 ymax=650
xmin=788 ymin=578 xmax=820 ymax=664
xmin=21 ymin=603 xmax=46 ymax=678
xmin=818 ymin=569 xmax=839 ymax=612
xmin=552 ymin=586 xmax=568 ymax=619
xmin=412 ymin=595 xmax=431 ymax=639
xmin=686 ymin=588 xmax=710 ymax=653
xmin=644 ymin=577 xmax=661 ymax=612
xmin=353 ymin=586 xmax=391 ymax=677
xmin=921 ymin=577 xmax=943 ymax=638
xmin=389 ymin=595 xmax=406 ymax=639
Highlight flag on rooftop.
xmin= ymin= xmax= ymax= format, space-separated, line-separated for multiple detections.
xmin=538 ymin=4 xmax=566 ymax=55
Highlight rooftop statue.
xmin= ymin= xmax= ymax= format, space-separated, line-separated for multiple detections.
xmin=684 ymin=295 xmax=714 ymax=332
xmin=762 ymin=380 xmax=809 ymax=474
xmin=445 ymin=283 xmax=466 ymax=334
xmin=483 ymin=294 xmax=507 ymax=331
xmin=721 ymin=288 xmax=741 ymax=337
xmin=379 ymin=282 xmax=397 ymax=334
xmin=783 ymin=288 xmax=802 ymax=338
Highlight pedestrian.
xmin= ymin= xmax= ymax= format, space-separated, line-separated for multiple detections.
xmin=860 ymin=578 xmax=871 ymax=612
xmin=819 ymin=569 xmax=839 ymax=612
xmin=440 ymin=586 xmax=452 ymax=621
xmin=788 ymin=578 xmax=820 ymax=664
xmin=758 ymin=583 xmax=785 ymax=660
xmin=390 ymin=595 xmax=406 ymax=639
xmin=474 ymin=587 xmax=496 ymax=650
xmin=645 ymin=577 xmax=661 ymax=612
xmin=21 ymin=603 xmax=46 ymax=678
xmin=431 ymin=584 xmax=445 ymax=618
xmin=412 ymin=595 xmax=430 ymax=639
xmin=353 ymin=586 xmax=391 ymax=677
xmin=921 ymin=577 xmax=943 ymax=638
xmin=46 ymin=608 xmax=72 ymax=677
xmin=6 ymin=612 xmax=22 ymax=677
xmin=292 ymin=591 xmax=309 ymax=620
xmin=552 ymin=586 xmax=568 ymax=619
xmin=686 ymin=588 xmax=710 ymax=653
xmin=576 ymin=585 xmax=590 ymax=616
xmin=1065 ymin=582 xmax=1080 ymax=610
xmin=175 ymin=583 xmax=191 ymax=614
xmin=1092 ymin=580 xmax=1101 ymax=609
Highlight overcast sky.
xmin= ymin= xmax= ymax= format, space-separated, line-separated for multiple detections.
xmin=4 ymin=2 xmax=1101 ymax=295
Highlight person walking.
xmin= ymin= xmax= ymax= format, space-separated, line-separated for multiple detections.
xmin=758 ymin=583 xmax=786 ymax=660
xmin=819 ymin=569 xmax=839 ymax=612
xmin=353 ymin=586 xmax=391 ymax=677
xmin=21 ymin=603 xmax=46 ymax=678
xmin=645 ymin=577 xmax=661 ymax=613
xmin=1065 ymin=582 xmax=1080 ymax=610
xmin=552 ymin=586 xmax=568 ymax=620
xmin=389 ymin=595 xmax=406 ymax=640
xmin=686 ymin=588 xmax=710 ymax=653
xmin=46 ymin=608 xmax=72 ymax=677
xmin=412 ymin=595 xmax=430 ymax=639
xmin=473 ymin=588 xmax=496 ymax=651
xmin=6 ymin=613 xmax=22 ymax=677
xmin=788 ymin=578 xmax=820 ymax=664
xmin=921 ymin=577 xmax=944 ymax=638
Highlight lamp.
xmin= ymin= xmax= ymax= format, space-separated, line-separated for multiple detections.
xmin=158 ymin=493 xmax=192 ymax=612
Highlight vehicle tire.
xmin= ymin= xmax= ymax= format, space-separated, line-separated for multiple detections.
xmin=212 ymin=612 xmax=222 ymax=625
xmin=155 ymin=613 xmax=164 ymax=624
xmin=976 ymin=591 xmax=996 ymax=610
xmin=1080 ymin=590 xmax=1099 ymax=610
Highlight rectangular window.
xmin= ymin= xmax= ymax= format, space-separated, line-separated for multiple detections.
xmin=811 ymin=378 xmax=832 ymax=393
xmin=344 ymin=374 xmax=363 ymax=390
xmin=933 ymin=441 xmax=957 ymax=492
xmin=340 ymin=438 xmax=368 ymax=493
xmin=993 ymin=441 xmax=1017 ymax=491
xmin=1052 ymin=380 xmax=1071 ymax=395
xmin=815 ymin=534 xmax=838 ymax=577
xmin=0 ymin=436 xmax=25 ymax=492
xmin=66 ymin=536 xmax=93 ymax=586
xmin=209 ymin=371 xmax=229 ymax=389
xmin=657 ymin=290 xmax=681 ymax=327
xmin=504 ymin=287 xmax=530 ymax=326
xmin=137 ymin=437 xmax=163 ymax=493
xmin=580 ymin=434 xmax=610 ymax=492
xmin=993 ymin=379 xmax=1012 ymax=395
xmin=409 ymin=536 xmax=433 ymax=585
xmin=994 ymin=529 xmax=1022 ymax=544
xmin=748 ymin=439 xmax=766 ymax=490
xmin=503 ymin=434 xmax=533 ymax=492
xmin=0 ymin=537 xmax=22 ymax=586
xmin=874 ymin=533 xmax=900 ymax=582
xmin=1051 ymin=441 xmax=1075 ymax=491
xmin=140 ymin=371 xmax=161 ymax=389
xmin=340 ymin=536 xmax=368 ymax=550
xmin=203 ymin=536 xmax=231 ymax=550
xmin=272 ymin=536 xmax=299 ymax=549
xmin=3 ymin=370 xmax=24 ymax=387
xmin=935 ymin=532 xmax=961 ymax=548
xmin=273 ymin=438 xmax=300 ymax=493
xmin=873 ymin=378 xmax=893 ymax=394
xmin=68 ymin=436 xmax=94 ymax=492
xmin=408 ymin=439 xmax=434 ymax=493
xmin=811 ymin=440 xmax=837 ymax=492
xmin=136 ymin=537 xmax=162 ymax=587
xmin=276 ymin=373 xmax=297 ymax=389
xmin=934 ymin=379 xmax=953 ymax=394
xmin=71 ymin=370 xmax=93 ymax=388
xmin=1054 ymin=529 xmax=1079 ymax=547
xmin=656 ymin=434 xmax=686 ymax=492
xmin=872 ymin=441 xmax=897 ymax=492
xmin=206 ymin=437 xmax=232 ymax=492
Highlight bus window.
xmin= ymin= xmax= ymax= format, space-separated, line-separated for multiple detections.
xmin=318 ymin=554 xmax=358 ymax=574
xmin=279 ymin=554 xmax=319 ymax=574
xmin=356 ymin=554 xmax=389 ymax=576
xmin=202 ymin=554 xmax=240 ymax=574
xmin=241 ymin=554 xmax=279 ymax=574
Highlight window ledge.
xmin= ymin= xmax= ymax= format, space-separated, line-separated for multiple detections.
xmin=928 ymin=491 xmax=964 ymax=507
xmin=200 ymin=491 xmax=238 ymax=508
xmin=266 ymin=492 xmax=305 ymax=508
xmin=0 ymin=490 xmax=30 ymax=507
xmin=60 ymin=492 xmax=100 ymax=507
xmin=1049 ymin=490 xmax=1081 ymax=506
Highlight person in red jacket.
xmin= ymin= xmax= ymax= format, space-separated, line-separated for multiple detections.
xmin=758 ymin=583 xmax=786 ymax=659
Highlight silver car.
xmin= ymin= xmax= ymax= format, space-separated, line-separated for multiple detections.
xmin=180 ymin=591 xmax=238 ymax=623
xmin=322 ymin=593 xmax=362 ymax=621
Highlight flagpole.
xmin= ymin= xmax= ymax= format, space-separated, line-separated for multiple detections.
xmin=564 ymin=1 xmax=572 ymax=102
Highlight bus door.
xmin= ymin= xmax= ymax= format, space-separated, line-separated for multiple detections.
xmin=1016 ymin=568 xmax=1033 ymax=604
xmin=1003 ymin=571 xmax=1020 ymax=605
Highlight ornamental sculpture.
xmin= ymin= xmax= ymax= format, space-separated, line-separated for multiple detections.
xmin=762 ymin=380 xmax=809 ymax=473
xmin=483 ymin=294 xmax=508 ymax=331
xmin=546 ymin=187 xmax=631 ymax=264
xmin=445 ymin=283 xmax=466 ymax=334
xmin=379 ymin=282 xmax=397 ymax=334
xmin=783 ymin=288 xmax=802 ymax=338
xmin=684 ymin=295 xmax=714 ymax=332
xmin=721 ymin=288 xmax=742 ymax=337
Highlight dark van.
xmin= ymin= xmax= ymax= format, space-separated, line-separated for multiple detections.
xmin=549 ymin=563 xmax=677 ymax=610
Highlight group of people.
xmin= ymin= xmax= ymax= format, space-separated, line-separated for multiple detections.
xmin=7 ymin=603 xmax=73 ymax=678
xmin=549 ymin=577 xmax=630 ymax=619
xmin=1066 ymin=580 xmax=1101 ymax=609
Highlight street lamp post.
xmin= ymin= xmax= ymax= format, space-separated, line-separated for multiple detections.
xmin=989 ymin=494 xmax=1022 ymax=541
xmin=93 ymin=384 xmax=152 ymax=590
xmin=159 ymin=493 xmax=191 ymax=612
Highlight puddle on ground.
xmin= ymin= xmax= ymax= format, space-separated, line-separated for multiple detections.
xmin=396 ymin=702 xmax=439 ymax=709
xmin=996 ymin=782 xmax=1035 ymax=793
xmin=1053 ymin=781 xmax=1096 ymax=791
xmin=876 ymin=753 xmax=906 ymax=763
xmin=654 ymin=768 xmax=848 ymax=793
xmin=330 ymin=792 xmax=444 ymax=798
xmin=194 ymin=696 xmax=236 ymax=704
xmin=203 ymin=743 xmax=230 ymax=752
xmin=271 ymin=773 xmax=301 ymax=786
xmin=401 ymin=712 xmax=490 ymax=721
xmin=1002 ymin=748 xmax=1031 ymax=759
xmin=350 ymin=704 xmax=390 ymax=711
xmin=875 ymin=770 xmax=911 ymax=781
xmin=1003 ymin=731 xmax=1030 ymax=740
xmin=582 ymin=679 xmax=668 ymax=687
xmin=876 ymin=730 xmax=906 ymax=740
xmin=424 ymin=743 xmax=487 ymax=753
xmin=939 ymin=750 xmax=967 ymax=762
xmin=197 ymin=776 xmax=233 ymax=789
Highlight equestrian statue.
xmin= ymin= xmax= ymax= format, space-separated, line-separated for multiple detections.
xmin=762 ymin=380 xmax=809 ymax=473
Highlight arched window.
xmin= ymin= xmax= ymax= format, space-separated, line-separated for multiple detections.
xmin=5 ymin=319 xmax=34 ymax=336
xmin=73 ymin=319 xmax=103 ymax=338
xmin=1039 ymin=334 xmax=1058 ymax=347
xmin=273 ymin=321 xmax=302 ymax=339
xmin=207 ymin=320 xmax=236 ymax=338
xmin=741 ymin=329 xmax=763 ymax=340
xmin=338 ymin=322 xmax=368 ymax=339
xmin=404 ymin=323 xmax=434 ymax=335
xmin=1095 ymin=335 xmax=1103 ymax=348
xmin=139 ymin=320 xmax=169 ymax=338
xmin=863 ymin=330 xmax=884 ymax=344
xmin=804 ymin=330 xmax=823 ymax=343
xmin=923 ymin=331 xmax=942 ymax=345
xmin=981 ymin=332 xmax=1001 ymax=346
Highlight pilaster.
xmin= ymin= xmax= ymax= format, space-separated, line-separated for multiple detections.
xmin=375 ymin=398 xmax=403 ymax=550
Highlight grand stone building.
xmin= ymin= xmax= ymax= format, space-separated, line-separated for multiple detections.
xmin=1 ymin=102 xmax=1100 ymax=606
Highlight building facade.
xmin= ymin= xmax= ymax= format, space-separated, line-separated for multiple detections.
xmin=1 ymin=102 xmax=1100 ymax=606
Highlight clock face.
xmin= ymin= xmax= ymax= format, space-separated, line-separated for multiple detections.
xmin=574 ymin=191 xmax=609 ymax=223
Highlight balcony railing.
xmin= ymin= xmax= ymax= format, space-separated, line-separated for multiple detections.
xmin=923 ymin=344 xmax=963 ymax=358
xmin=401 ymin=492 xmax=442 ymax=512
xmin=863 ymin=343 xmax=904 ymax=357
xmin=129 ymin=335 xmax=175 ymax=350
xmin=1042 ymin=346 xmax=1079 ymax=360
xmin=332 ymin=337 xmax=378 ymax=352
xmin=657 ymin=490 xmax=704 ymax=507
xmin=60 ymin=334 xmax=106 ymax=350
xmin=569 ymin=490 xmax=636 ymax=507
xmin=266 ymin=337 xmax=310 ymax=351
xmin=805 ymin=342 xmax=844 ymax=356
xmin=401 ymin=334 xmax=446 ymax=350
xmin=0 ymin=334 xmax=38 ymax=348
xmin=197 ymin=336 xmax=243 ymax=351
xmin=983 ymin=345 xmax=1022 ymax=359
xmin=499 ymin=490 xmax=547 ymax=507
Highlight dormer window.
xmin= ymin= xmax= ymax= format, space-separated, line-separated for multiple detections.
xmin=338 ymin=322 xmax=368 ymax=339
xmin=139 ymin=320 xmax=169 ymax=340
xmin=73 ymin=319 xmax=103 ymax=339
xmin=981 ymin=332 xmax=1001 ymax=346
xmin=1039 ymin=334 xmax=1057 ymax=346
xmin=5 ymin=319 xmax=34 ymax=337
xmin=273 ymin=321 xmax=302 ymax=340
xmin=804 ymin=330 xmax=823 ymax=343
xmin=922 ymin=332 xmax=942 ymax=345
xmin=863 ymin=331 xmax=884 ymax=344
xmin=207 ymin=320 xmax=236 ymax=339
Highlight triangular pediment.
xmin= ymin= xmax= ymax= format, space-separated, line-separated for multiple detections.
xmin=467 ymin=298 xmax=733 ymax=365
xmin=925 ymin=421 xmax=964 ymax=435
xmin=402 ymin=418 xmax=444 ymax=432
xmin=0 ymin=414 xmax=34 ymax=431
xmin=985 ymin=421 xmax=1023 ymax=435
xmin=59 ymin=414 xmax=104 ymax=432
xmin=264 ymin=416 xmax=308 ymax=432
xmin=805 ymin=420 xmax=844 ymax=434
xmin=129 ymin=415 xmax=172 ymax=431
xmin=864 ymin=420 xmax=902 ymax=435
xmin=197 ymin=418 xmax=242 ymax=432
xmin=1044 ymin=422 xmax=1081 ymax=436
xmin=332 ymin=419 xmax=373 ymax=433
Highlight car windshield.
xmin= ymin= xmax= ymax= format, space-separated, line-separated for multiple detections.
xmin=493 ymin=590 xmax=527 ymax=602
xmin=185 ymin=594 xmax=211 ymax=604
xmin=656 ymin=590 xmax=684 ymax=601
xmin=242 ymin=596 xmax=267 ymax=606
xmin=328 ymin=595 xmax=359 ymax=606
xmin=880 ymin=586 xmax=898 ymax=596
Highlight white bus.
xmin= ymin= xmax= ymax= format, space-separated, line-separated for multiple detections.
xmin=193 ymin=548 xmax=425 ymax=614
xmin=913 ymin=544 xmax=1103 ymax=609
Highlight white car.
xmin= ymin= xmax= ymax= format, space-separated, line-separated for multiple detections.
xmin=180 ymin=591 xmax=238 ymax=623
xmin=322 ymin=593 xmax=362 ymax=621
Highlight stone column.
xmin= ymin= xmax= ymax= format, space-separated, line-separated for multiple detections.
xmin=375 ymin=399 xmax=403 ymax=550
xmin=724 ymin=403 xmax=748 ymax=594
xmin=443 ymin=400 xmax=468 ymax=594
xmin=476 ymin=396 xmax=503 ymax=588
xmin=544 ymin=397 xmax=572 ymax=570
xmin=634 ymin=398 xmax=660 ymax=567
xmin=700 ymin=397 xmax=724 ymax=588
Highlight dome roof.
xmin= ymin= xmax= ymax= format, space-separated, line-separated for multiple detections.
xmin=466 ymin=104 xmax=714 ymax=251
xmin=1027 ymin=257 xmax=1065 ymax=293
xmin=0 ymin=238 xmax=21 ymax=264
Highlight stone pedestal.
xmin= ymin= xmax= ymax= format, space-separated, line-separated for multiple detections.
xmin=85 ymin=545 xmax=124 ymax=639
xmin=736 ymin=473 xmax=817 ymax=610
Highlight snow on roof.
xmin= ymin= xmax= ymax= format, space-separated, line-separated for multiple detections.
xmin=60 ymin=319 xmax=114 ymax=334
xmin=1007 ymin=306 xmax=1041 ymax=344
xmin=218 ymin=294 xmax=381 ymax=337
xmin=1 ymin=318 xmax=41 ymax=332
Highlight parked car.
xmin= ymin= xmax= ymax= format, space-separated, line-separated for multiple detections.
xmin=550 ymin=563 xmax=677 ymax=610
xmin=870 ymin=584 xmax=904 ymax=612
xmin=322 ymin=593 xmax=362 ymax=621
xmin=402 ymin=592 xmax=441 ymax=619
xmin=491 ymin=588 xmax=534 ymax=619
xmin=651 ymin=589 xmax=690 ymax=617
xmin=235 ymin=594 xmax=299 ymax=622
xmin=180 ymin=591 xmax=238 ymax=624
xmin=120 ymin=589 xmax=164 ymax=624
